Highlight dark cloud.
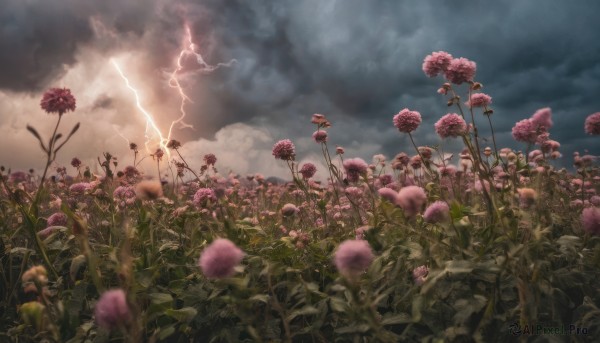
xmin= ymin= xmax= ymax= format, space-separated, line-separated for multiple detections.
xmin=1 ymin=0 xmax=600 ymax=169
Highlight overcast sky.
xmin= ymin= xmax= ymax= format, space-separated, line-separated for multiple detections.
xmin=1 ymin=0 xmax=599 ymax=179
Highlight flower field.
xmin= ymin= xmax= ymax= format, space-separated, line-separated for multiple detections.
xmin=2 ymin=52 xmax=600 ymax=342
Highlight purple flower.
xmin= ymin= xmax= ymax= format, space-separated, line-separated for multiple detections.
xmin=299 ymin=163 xmax=317 ymax=179
xmin=582 ymin=207 xmax=600 ymax=235
xmin=95 ymin=289 xmax=131 ymax=330
xmin=272 ymin=139 xmax=296 ymax=161
xmin=334 ymin=240 xmax=374 ymax=277
xmin=198 ymin=239 xmax=245 ymax=278
xmin=422 ymin=51 xmax=453 ymax=77
xmin=393 ymin=109 xmax=422 ymax=133
xmin=423 ymin=201 xmax=450 ymax=224
xmin=40 ymin=87 xmax=76 ymax=115
xmin=343 ymin=158 xmax=368 ymax=183
xmin=585 ymin=112 xmax=600 ymax=135
xmin=444 ymin=58 xmax=476 ymax=85
xmin=435 ymin=113 xmax=468 ymax=139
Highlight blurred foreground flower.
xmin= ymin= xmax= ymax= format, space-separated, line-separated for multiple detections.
xmin=95 ymin=289 xmax=131 ymax=331
xmin=334 ymin=239 xmax=374 ymax=278
xmin=582 ymin=207 xmax=600 ymax=235
xmin=199 ymin=239 xmax=245 ymax=278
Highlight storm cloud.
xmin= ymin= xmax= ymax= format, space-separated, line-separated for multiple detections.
xmin=1 ymin=0 xmax=599 ymax=177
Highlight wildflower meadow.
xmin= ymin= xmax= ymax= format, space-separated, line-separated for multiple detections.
xmin=2 ymin=51 xmax=600 ymax=343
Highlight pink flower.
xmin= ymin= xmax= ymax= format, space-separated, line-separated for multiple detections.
xmin=355 ymin=226 xmax=371 ymax=240
xmin=343 ymin=158 xmax=368 ymax=183
xmin=465 ymin=93 xmax=492 ymax=108
xmin=582 ymin=207 xmax=600 ymax=235
xmin=47 ymin=212 xmax=67 ymax=227
xmin=40 ymin=87 xmax=76 ymax=115
xmin=422 ymin=51 xmax=453 ymax=77
xmin=281 ymin=203 xmax=299 ymax=217
xmin=585 ymin=112 xmax=600 ymax=135
xmin=204 ymin=153 xmax=217 ymax=166
xmin=334 ymin=240 xmax=374 ymax=277
xmin=412 ymin=265 xmax=429 ymax=286
xmin=311 ymin=113 xmax=326 ymax=124
xmin=444 ymin=58 xmax=476 ymax=85
xmin=423 ymin=201 xmax=450 ymax=224
xmin=69 ymin=182 xmax=90 ymax=195
xmin=378 ymin=174 xmax=393 ymax=186
xmin=193 ymin=188 xmax=217 ymax=207
xmin=272 ymin=139 xmax=296 ymax=161
xmin=312 ymin=130 xmax=328 ymax=143
xmin=512 ymin=119 xmax=538 ymax=144
xmin=113 ymin=186 xmax=136 ymax=204
xmin=530 ymin=107 xmax=553 ymax=130
xmin=393 ymin=109 xmax=422 ymax=133
xmin=199 ymin=239 xmax=245 ymax=278
xmin=299 ymin=163 xmax=317 ymax=179
xmin=95 ymin=289 xmax=131 ymax=330
xmin=378 ymin=187 xmax=399 ymax=204
xmin=336 ymin=146 xmax=345 ymax=155
xmin=397 ymin=186 xmax=427 ymax=217
xmin=435 ymin=113 xmax=468 ymax=138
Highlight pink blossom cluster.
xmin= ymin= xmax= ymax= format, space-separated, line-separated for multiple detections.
xmin=393 ymin=109 xmax=422 ymax=133
xmin=40 ymin=87 xmax=76 ymax=115
xmin=343 ymin=158 xmax=369 ymax=183
xmin=334 ymin=239 xmax=374 ymax=278
xmin=193 ymin=188 xmax=217 ymax=207
xmin=272 ymin=139 xmax=296 ymax=161
xmin=198 ymin=238 xmax=244 ymax=278
xmin=434 ymin=113 xmax=468 ymax=139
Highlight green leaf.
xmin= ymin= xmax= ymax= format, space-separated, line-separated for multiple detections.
xmin=250 ymin=294 xmax=270 ymax=303
xmin=166 ymin=307 xmax=198 ymax=322
xmin=157 ymin=324 xmax=177 ymax=340
xmin=149 ymin=293 xmax=173 ymax=306
xmin=286 ymin=305 xmax=319 ymax=321
xmin=335 ymin=324 xmax=370 ymax=334
xmin=329 ymin=297 xmax=348 ymax=312
xmin=69 ymin=255 xmax=87 ymax=282
xmin=381 ymin=313 xmax=412 ymax=325
xmin=26 ymin=125 xmax=47 ymax=152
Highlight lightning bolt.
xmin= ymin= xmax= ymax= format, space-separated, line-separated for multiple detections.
xmin=166 ymin=24 xmax=236 ymax=141
xmin=111 ymin=59 xmax=170 ymax=157
xmin=109 ymin=24 xmax=236 ymax=161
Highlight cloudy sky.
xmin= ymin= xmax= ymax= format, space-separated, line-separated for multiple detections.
xmin=1 ymin=0 xmax=599 ymax=179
